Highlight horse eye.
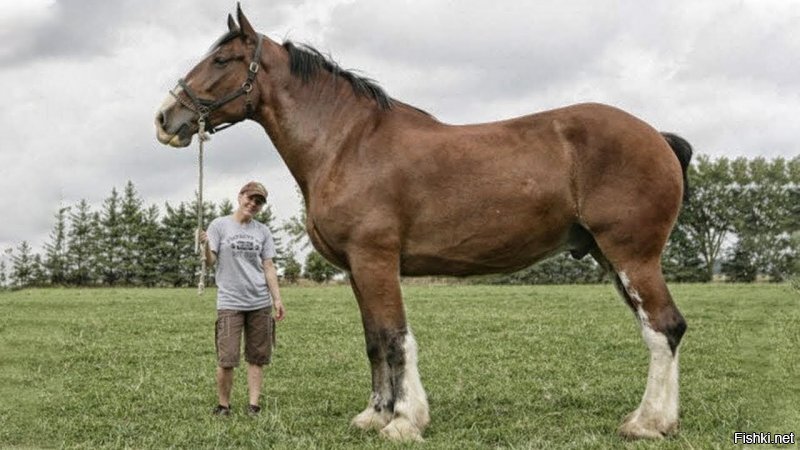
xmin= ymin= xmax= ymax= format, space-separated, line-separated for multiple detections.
xmin=213 ymin=56 xmax=229 ymax=66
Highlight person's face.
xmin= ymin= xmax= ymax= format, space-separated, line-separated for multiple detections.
xmin=238 ymin=193 xmax=266 ymax=217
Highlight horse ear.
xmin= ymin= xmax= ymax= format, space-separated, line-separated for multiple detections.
xmin=236 ymin=3 xmax=257 ymax=38
xmin=227 ymin=13 xmax=239 ymax=33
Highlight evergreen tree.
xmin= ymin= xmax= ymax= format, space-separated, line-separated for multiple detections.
xmin=139 ymin=205 xmax=164 ymax=287
xmin=161 ymin=202 xmax=196 ymax=287
xmin=254 ymin=204 xmax=284 ymax=263
xmin=218 ymin=199 xmax=234 ymax=216
xmin=87 ymin=212 xmax=104 ymax=284
xmin=722 ymin=240 xmax=758 ymax=282
xmin=97 ymin=188 xmax=123 ymax=285
xmin=282 ymin=251 xmax=302 ymax=283
xmin=304 ymin=250 xmax=341 ymax=283
xmin=30 ymin=254 xmax=47 ymax=286
xmin=43 ymin=207 xmax=70 ymax=285
xmin=10 ymin=241 xmax=35 ymax=288
xmin=119 ymin=181 xmax=145 ymax=285
xmin=66 ymin=200 xmax=97 ymax=286
xmin=0 ymin=250 xmax=9 ymax=288
xmin=0 ymin=261 xmax=6 ymax=289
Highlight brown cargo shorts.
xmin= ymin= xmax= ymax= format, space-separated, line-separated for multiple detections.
xmin=215 ymin=307 xmax=275 ymax=368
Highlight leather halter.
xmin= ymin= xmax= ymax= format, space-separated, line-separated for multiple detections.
xmin=170 ymin=34 xmax=264 ymax=134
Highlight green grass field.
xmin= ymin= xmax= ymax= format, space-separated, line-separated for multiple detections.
xmin=1 ymin=284 xmax=798 ymax=449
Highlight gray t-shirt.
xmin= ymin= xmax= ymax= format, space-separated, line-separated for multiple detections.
xmin=207 ymin=215 xmax=276 ymax=311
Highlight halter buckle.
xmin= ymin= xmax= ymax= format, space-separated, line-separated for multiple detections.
xmin=249 ymin=62 xmax=259 ymax=74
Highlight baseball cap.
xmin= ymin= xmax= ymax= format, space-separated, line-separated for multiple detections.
xmin=239 ymin=181 xmax=268 ymax=200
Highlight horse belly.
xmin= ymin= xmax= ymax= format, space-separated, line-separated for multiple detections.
xmin=400 ymin=199 xmax=574 ymax=276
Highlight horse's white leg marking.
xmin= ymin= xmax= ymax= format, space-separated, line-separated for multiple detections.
xmin=351 ymin=363 xmax=392 ymax=431
xmin=380 ymin=329 xmax=429 ymax=442
xmin=617 ymin=271 xmax=680 ymax=438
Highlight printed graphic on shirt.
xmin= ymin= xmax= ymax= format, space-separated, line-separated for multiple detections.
xmin=226 ymin=233 xmax=263 ymax=264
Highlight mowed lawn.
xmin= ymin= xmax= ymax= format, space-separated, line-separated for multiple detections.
xmin=0 ymin=284 xmax=797 ymax=449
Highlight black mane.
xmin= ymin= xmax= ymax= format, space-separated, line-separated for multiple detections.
xmin=282 ymin=41 xmax=393 ymax=110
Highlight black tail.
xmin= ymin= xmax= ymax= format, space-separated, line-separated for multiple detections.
xmin=661 ymin=132 xmax=693 ymax=202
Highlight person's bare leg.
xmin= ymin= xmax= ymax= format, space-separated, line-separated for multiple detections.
xmin=247 ymin=363 xmax=263 ymax=407
xmin=216 ymin=367 xmax=234 ymax=407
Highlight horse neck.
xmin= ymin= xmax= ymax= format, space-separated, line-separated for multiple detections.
xmin=253 ymin=71 xmax=381 ymax=192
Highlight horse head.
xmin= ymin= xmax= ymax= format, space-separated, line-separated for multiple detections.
xmin=155 ymin=4 xmax=269 ymax=147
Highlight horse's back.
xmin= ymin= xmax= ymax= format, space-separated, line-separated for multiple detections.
xmin=322 ymin=102 xmax=684 ymax=276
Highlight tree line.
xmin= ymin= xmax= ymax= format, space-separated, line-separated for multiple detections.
xmin=1 ymin=181 xmax=340 ymax=289
xmin=2 ymin=155 xmax=798 ymax=289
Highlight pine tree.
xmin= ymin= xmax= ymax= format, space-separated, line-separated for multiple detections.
xmin=67 ymin=200 xmax=96 ymax=286
xmin=161 ymin=202 xmax=196 ymax=287
xmin=119 ymin=181 xmax=145 ymax=285
xmin=723 ymin=239 xmax=757 ymax=282
xmin=0 ymin=257 xmax=8 ymax=289
xmin=304 ymin=250 xmax=341 ymax=283
xmin=97 ymin=188 xmax=123 ymax=286
xmin=2 ymin=248 xmax=12 ymax=286
xmin=282 ymin=251 xmax=302 ymax=283
xmin=43 ymin=207 xmax=70 ymax=286
xmin=218 ymin=199 xmax=234 ymax=216
xmin=87 ymin=212 xmax=104 ymax=284
xmin=30 ymin=254 xmax=47 ymax=286
xmin=254 ymin=204 xmax=284 ymax=263
xmin=139 ymin=205 xmax=163 ymax=287
xmin=10 ymin=241 xmax=35 ymax=288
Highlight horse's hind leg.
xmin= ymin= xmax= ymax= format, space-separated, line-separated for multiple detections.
xmin=592 ymin=250 xmax=687 ymax=439
xmin=347 ymin=248 xmax=429 ymax=442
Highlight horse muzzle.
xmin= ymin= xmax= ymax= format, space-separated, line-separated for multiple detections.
xmin=155 ymin=110 xmax=195 ymax=148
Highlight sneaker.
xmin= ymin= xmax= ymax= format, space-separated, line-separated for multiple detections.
xmin=212 ymin=404 xmax=231 ymax=416
xmin=246 ymin=404 xmax=262 ymax=416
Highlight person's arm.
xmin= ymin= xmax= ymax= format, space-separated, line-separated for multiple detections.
xmin=262 ymin=259 xmax=285 ymax=321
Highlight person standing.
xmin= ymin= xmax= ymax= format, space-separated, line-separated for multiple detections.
xmin=198 ymin=181 xmax=286 ymax=416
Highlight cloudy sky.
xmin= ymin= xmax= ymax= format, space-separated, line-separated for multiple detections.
xmin=1 ymin=0 xmax=798 ymax=256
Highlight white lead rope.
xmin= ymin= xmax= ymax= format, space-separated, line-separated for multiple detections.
xmin=195 ymin=118 xmax=210 ymax=295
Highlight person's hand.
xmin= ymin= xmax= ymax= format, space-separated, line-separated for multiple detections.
xmin=273 ymin=297 xmax=286 ymax=321
xmin=197 ymin=229 xmax=209 ymax=244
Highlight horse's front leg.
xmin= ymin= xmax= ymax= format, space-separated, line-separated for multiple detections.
xmin=348 ymin=250 xmax=429 ymax=442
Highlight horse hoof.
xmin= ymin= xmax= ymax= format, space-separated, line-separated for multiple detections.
xmin=380 ymin=417 xmax=424 ymax=442
xmin=351 ymin=408 xmax=391 ymax=431
xmin=618 ymin=411 xmax=678 ymax=440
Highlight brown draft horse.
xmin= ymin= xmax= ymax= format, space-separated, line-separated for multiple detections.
xmin=156 ymin=6 xmax=691 ymax=442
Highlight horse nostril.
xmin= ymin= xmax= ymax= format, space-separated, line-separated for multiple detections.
xmin=156 ymin=110 xmax=167 ymax=127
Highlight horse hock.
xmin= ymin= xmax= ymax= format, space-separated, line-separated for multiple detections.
xmin=615 ymin=270 xmax=686 ymax=439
